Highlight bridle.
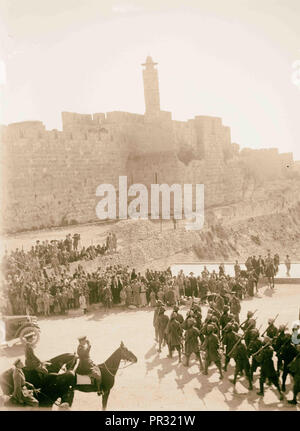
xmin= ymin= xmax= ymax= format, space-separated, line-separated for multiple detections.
xmin=103 ymin=358 xmax=136 ymax=377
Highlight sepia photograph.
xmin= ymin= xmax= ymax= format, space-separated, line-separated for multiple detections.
xmin=0 ymin=0 xmax=300 ymax=416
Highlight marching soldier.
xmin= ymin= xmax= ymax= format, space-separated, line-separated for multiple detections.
xmin=166 ymin=312 xmax=183 ymax=363
xmin=241 ymin=311 xmax=256 ymax=348
xmin=222 ymin=323 xmax=239 ymax=372
xmin=230 ymin=338 xmax=253 ymax=391
xmin=255 ymin=336 xmax=284 ymax=401
xmin=248 ymin=329 xmax=263 ymax=381
xmin=273 ymin=324 xmax=288 ymax=373
xmin=201 ymin=325 xmax=223 ymax=379
xmin=266 ymin=318 xmax=278 ymax=339
xmin=183 ymin=318 xmax=203 ymax=370
xmin=173 ymin=305 xmax=184 ymax=324
xmin=287 ymin=344 xmax=300 ymax=404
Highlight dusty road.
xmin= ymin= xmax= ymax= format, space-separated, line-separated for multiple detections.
xmin=1 ymin=283 xmax=300 ymax=411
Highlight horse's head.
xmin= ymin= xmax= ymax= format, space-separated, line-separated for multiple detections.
xmin=119 ymin=341 xmax=137 ymax=363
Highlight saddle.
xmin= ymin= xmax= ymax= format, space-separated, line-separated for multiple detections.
xmin=76 ymin=366 xmax=102 ymax=387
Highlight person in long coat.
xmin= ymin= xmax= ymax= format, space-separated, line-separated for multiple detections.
xmin=139 ymin=281 xmax=148 ymax=307
xmin=183 ymin=318 xmax=203 ymax=369
xmin=201 ymin=325 xmax=223 ymax=379
xmin=157 ymin=307 xmax=169 ymax=353
xmin=166 ymin=312 xmax=183 ymax=362
xmin=11 ymin=359 xmax=39 ymax=407
xmin=149 ymin=290 xmax=157 ymax=307
xmin=255 ymin=336 xmax=283 ymax=400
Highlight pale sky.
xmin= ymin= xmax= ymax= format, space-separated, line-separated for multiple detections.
xmin=0 ymin=0 xmax=300 ymax=159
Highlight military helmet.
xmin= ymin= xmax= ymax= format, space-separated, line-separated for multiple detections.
xmin=263 ymin=335 xmax=271 ymax=344
xmin=247 ymin=311 xmax=254 ymax=318
xmin=268 ymin=318 xmax=274 ymax=324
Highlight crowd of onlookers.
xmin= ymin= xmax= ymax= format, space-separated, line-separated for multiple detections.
xmin=0 ymin=228 xmax=288 ymax=319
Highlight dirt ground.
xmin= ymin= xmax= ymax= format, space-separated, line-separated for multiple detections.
xmin=1 ymin=283 xmax=300 ymax=411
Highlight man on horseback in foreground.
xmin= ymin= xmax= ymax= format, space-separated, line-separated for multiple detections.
xmin=74 ymin=336 xmax=102 ymax=396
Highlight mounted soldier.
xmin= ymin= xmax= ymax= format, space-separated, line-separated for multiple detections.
xmin=74 ymin=336 xmax=102 ymax=396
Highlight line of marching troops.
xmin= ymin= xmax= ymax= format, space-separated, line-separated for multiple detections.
xmin=153 ymin=298 xmax=300 ymax=405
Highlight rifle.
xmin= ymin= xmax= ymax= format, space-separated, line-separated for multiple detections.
xmin=252 ymin=340 xmax=272 ymax=358
xmin=239 ymin=310 xmax=258 ymax=330
xmin=261 ymin=313 xmax=279 ymax=337
xmin=226 ymin=322 xmax=259 ymax=357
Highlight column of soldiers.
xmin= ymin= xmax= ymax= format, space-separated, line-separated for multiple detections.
xmin=153 ymin=297 xmax=300 ymax=404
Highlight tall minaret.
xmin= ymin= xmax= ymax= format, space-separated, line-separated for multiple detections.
xmin=141 ymin=56 xmax=160 ymax=115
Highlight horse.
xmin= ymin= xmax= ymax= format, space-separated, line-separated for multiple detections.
xmin=265 ymin=263 xmax=275 ymax=289
xmin=66 ymin=341 xmax=137 ymax=410
xmin=0 ymin=353 xmax=77 ymax=408
xmin=1 ymin=342 xmax=137 ymax=410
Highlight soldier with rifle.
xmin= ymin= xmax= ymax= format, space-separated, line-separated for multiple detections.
xmin=254 ymin=335 xmax=284 ymax=400
xmin=201 ymin=324 xmax=223 ymax=379
xmin=166 ymin=311 xmax=183 ymax=363
xmin=287 ymin=343 xmax=300 ymax=405
xmin=263 ymin=315 xmax=279 ymax=339
xmin=183 ymin=318 xmax=204 ymax=370
xmin=241 ymin=311 xmax=257 ymax=347
xmin=248 ymin=328 xmax=263 ymax=381
xmin=220 ymin=305 xmax=231 ymax=334
xmin=229 ymin=337 xmax=253 ymax=391
xmin=222 ymin=323 xmax=239 ymax=372
xmin=273 ymin=324 xmax=289 ymax=373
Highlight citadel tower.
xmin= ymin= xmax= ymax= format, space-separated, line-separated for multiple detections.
xmin=141 ymin=56 xmax=161 ymax=116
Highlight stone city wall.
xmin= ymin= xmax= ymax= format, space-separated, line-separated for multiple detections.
xmin=0 ymin=112 xmax=295 ymax=233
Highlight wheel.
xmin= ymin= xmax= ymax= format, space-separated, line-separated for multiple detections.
xmin=19 ymin=326 xmax=40 ymax=346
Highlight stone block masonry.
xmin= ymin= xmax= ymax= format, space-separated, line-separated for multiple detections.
xmin=1 ymin=56 xmax=297 ymax=233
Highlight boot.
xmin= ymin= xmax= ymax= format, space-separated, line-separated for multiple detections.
xmin=96 ymin=378 xmax=103 ymax=396
xmin=257 ymin=380 xmax=264 ymax=396
xmin=218 ymin=366 xmax=223 ymax=380
xmin=276 ymin=386 xmax=284 ymax=401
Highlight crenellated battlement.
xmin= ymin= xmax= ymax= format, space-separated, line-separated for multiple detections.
xmin=0 ymin=56 xmax=297 ymax=233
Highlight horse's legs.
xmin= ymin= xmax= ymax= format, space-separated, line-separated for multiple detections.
xmin=102 ymin=390 xmax=110 ymax=411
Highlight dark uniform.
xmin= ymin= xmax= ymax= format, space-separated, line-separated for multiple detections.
xmin=255 ymin=338 xmax=283 ymax=400
xmin=288 ymin=349 xmax=300 ymax=404
xmin=222 ymin=326 xmax=239 ymax=372
xmin=266 ymin=322 xmax=278 ymax=339
xmin=231 ymin=340 xmax=252 ymax=390
xmin=157 ymin=308 xmax=169 ymax=353
xmin=241 ymin=313 xmax=256 ymax=348
xmin=202 ymin=326 xmax=223 ymax=379
xmin=184 ymin=320 xmax=203 ymax=369
xmin=166 ymin=313 xmax=183 ymax=362
xmin=248 ymin=331 xmax=263 ymax=380
xmin=77 ymin=337 xmax=102 ymax=395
